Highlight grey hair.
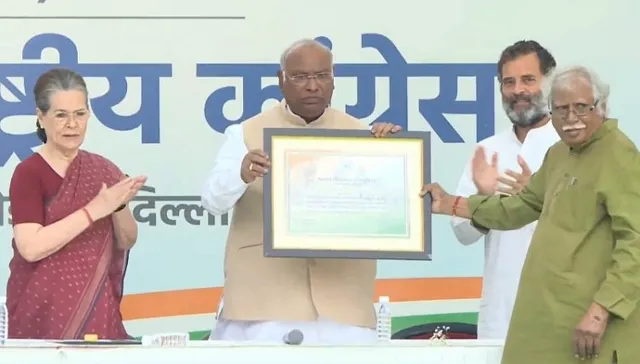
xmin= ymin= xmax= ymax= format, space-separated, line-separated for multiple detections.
xmin=544 ymin=65 xmax=610 ymax=117
xmin=279 ymin=38 xmax=333 ymax=70
xmin=34 ymin=68 xmax=89 ymax=143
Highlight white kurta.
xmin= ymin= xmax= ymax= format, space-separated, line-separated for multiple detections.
xmin=450 ymin=121 xmax=559 ymax=339
xmin=201 ymin=109 xmax=376 ymax=344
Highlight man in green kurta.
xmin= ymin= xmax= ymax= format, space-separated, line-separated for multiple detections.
xmin=421 ymin=66 xmax=640 ymax=364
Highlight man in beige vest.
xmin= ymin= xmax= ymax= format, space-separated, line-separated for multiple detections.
xmin=201 ymin=38 xmax=400 ymax=344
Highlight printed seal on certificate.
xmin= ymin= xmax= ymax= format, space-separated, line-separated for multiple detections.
xmin=262 ymin=127 xmax=432 ymax=260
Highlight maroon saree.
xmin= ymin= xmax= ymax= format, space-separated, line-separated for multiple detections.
xmin=7 ymin=150 xmax=130 ymax=339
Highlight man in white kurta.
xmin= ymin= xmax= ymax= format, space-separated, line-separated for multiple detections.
xmin=452 ymin=121 xmax=558 ymax=338
xmin=451 ymin=40 xmax=560 ymax=339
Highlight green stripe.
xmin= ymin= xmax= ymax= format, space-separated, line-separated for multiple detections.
xmin=135 ymin=312 xmax=479 ymax=341
xmin=391 ymin=312 xmax=478 ymax=333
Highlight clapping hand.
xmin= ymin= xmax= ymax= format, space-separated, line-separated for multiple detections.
xmin=496 ymin=156 xmax=531 ymax=196
xmin=121 ymin=175 xmax=146 ymax=204
xmin=86 ymin=176 xmax=147 ymax=220
xmin=471 ymin=146 xmax=500 ymax=196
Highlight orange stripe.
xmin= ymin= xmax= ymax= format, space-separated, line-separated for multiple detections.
xmin=121 ymin=277 xmax=482 ymax=320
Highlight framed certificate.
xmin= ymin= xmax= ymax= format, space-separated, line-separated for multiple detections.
xmin=263 ymin=128 xmax=432 ymax=261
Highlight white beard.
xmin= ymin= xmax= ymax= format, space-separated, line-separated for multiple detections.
xmin=502 ymin=95 xmax=549 ymax=127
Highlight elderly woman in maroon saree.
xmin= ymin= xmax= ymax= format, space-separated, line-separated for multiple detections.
xmin=6 ymin=68 xmax=147 ymax=340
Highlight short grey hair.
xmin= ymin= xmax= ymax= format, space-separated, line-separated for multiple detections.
xmin=544 ymin=65 xmax=610 ymax=117
xmin=34 ymin=68 xmax=89 ymax=143
xmin=279 ymin=38 xmax=333 ymax=70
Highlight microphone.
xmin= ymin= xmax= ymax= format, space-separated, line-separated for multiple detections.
xmin=282 ymin=329 xmax=304 ymax=345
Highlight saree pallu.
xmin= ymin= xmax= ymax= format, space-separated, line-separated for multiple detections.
xmin=7 ymin=150 xmax=129 ymax=339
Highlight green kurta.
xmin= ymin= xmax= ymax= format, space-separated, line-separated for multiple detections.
xmin=467 ymin=119 xmax=640 ymax=364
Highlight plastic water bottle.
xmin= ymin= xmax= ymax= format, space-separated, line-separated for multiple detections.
xmin=376 ymin=296 xmax=392 ymax=342
xmin=0 ymin=296 xmax=8 ymax=345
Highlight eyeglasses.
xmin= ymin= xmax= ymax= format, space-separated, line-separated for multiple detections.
xmin=550 ymin=100 xmax=598 ymax=119
xmin=283 ymin=71 xmax=333 ymax=86
xmin=50 ymin=110 xmax=90 ymax=125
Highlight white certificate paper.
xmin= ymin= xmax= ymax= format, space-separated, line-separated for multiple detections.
xmin=285 ymin=152 xmax=410 ymax=238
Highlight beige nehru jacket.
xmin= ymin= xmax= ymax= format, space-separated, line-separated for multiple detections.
xmin=221 ymin=101 xmax=377 ymax=329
